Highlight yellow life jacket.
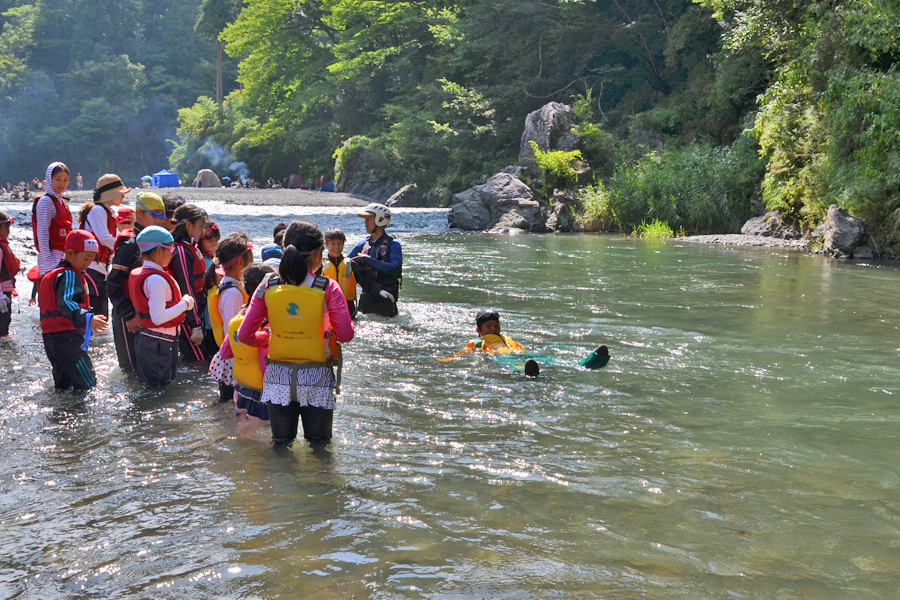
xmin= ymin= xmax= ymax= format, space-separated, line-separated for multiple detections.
xmin=208 ymin=280 xmax=248 ymax=347
xmin=321 ymin=256 xmax=357 ymax=301
xmin=466 ymin=334 xmax=526 ymax=354
xmin=264 ymin=275 xmax=338 ymax=365
xmin=228 ymin=312 xmax=264 ymax=390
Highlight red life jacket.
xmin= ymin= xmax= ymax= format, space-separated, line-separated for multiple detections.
xmin=31 ymin=194 xmax=72 ymax=252
xmin=0 ymin=238 xmax=20 ymax=283
xmin=82 ymin=204 xmax=116 ymax=264
xmin=128 ymin=266 xmax=186 ymax=329
xmin=114 ymin=228 xmax=135 ymax=252
xmin=170 ymin=240 xmax=206 ymax=294
xmin=39 ymin=265 xmax=89 ymax=334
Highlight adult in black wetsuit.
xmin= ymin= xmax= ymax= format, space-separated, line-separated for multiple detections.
xmin=347 ymin=203 xmax=402 ymax=317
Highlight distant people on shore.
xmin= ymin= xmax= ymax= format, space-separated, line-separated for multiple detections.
xmin=76 ymin=173 xmax=83 ymax=191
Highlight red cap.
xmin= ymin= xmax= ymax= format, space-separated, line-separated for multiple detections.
xmin=65 ymin=230 xmax=99 ymax=253
xmin=115 ymin=207 xmax=135 ymax=223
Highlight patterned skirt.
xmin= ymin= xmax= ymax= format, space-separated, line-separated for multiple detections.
xmin=260 ymin=362 xmax=335 ymax=409
xmin=208 ymin=353 xmax=236 ymax=386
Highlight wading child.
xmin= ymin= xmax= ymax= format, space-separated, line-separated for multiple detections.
xmin=128 ymin=226 xmax=195 ymax=387
xmin=115 ymin=207 xmax=135 ymax=233
xmin=322 ymin=227 xmax=357 ymax=318
xmin=107 ymin=192 xmax=169 ymax=371
xmin=206 ymin=231 xmax=253 ymax=402
xmin=237 ymin=219 xmax=354 ymax=445
xmin=198 ymin=222 xmax=221 ymax=349
xmin=0 ymin=212 xmax=21 ymax=339
xmin=229 ymin=263 xmax=274 ymax=420
xmin=32 ymin=162 xmax=73 ymax=278
xmin=39 ymin=230 xmax=110 ymax=391
xmin=78 ymin=173 xmax=130 ymax=318
xmin=461 ymin=310 xmax=527 ymax=354
xmin=167 ymin=204 xmax=210 ymax=362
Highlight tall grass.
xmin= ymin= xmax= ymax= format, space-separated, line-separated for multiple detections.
xmin=608 ymin=136 xmax=765 ymax=235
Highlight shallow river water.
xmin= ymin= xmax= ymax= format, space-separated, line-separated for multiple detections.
xmin=1 ymin=201 xmax=899 ymax=599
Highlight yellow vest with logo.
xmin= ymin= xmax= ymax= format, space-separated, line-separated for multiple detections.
xmin=321 ymin=257 xmax=357 ymax=301
xmin=467 ymin=334 xmax=525 ymax=354
xmin=228 ymin=312 xmax=264 ymax=390
xmin=208 ymin=281 xmax=248 ymax=347
xmin=265 ymin=277 xmax=329 ymax=364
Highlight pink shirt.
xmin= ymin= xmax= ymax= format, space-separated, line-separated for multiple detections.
xmin=237 ymin=271 xmax=354 ymax=349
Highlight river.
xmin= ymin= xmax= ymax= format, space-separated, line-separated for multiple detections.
xmin=1 ymin=200 xmax=898 ymax=598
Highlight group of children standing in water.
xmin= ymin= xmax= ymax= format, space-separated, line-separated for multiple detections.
xmin=0 ymin=161 xmax=409 ymax=445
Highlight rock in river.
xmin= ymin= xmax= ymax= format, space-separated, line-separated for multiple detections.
xmin=448 ymin=173 xmax=545 ymax=232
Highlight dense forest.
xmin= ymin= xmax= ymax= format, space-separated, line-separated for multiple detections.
xmin=3 ymin=0 xmax=900 ymax=244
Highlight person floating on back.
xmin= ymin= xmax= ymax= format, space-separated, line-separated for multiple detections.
xmin=128 ymin=226 xmax=195 ymax=387
xmin=0 ymin=211 xmax=21 ymax=339
xmin=39 ymin=230 xmax=110 ymax=391
xmin=348 ymin=203 xmax=402 ymax=318
xmin=322 ymin=227 xmax=357 ymax=318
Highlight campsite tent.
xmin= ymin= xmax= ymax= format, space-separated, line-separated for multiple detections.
xmin=286 ymin=174 xmax=303 ymax=189
xmin=193 ymin=169 xmax=222 ymax=188
xmin=152 ymin=169 xmax=180 ymax=188
xmin=321 ymin=180 xmax=334 ymax=192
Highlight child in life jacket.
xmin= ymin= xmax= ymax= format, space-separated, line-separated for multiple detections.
xmin=115 ymin=207 xmax=135 ymax=233
xmin=216 ymin=262 xmax=274 ymax=421
xmin=205 ymin=231 xmax=253 ymax=403
xmin=39 ymin=230 xmax=110 ymax=391
xmin=77 ymin=174 xmax=130 ymax=319
xmin=236 ymin=219 xmax=354 ymax=445
xmin=462 ymin=309 xmax=526 ymax=354
xmin=166 ymin=204 xmax=210 ymax=362
xmin=0 ymin=211 xmax=21 ymax=339
xmin=33 ymin=162 xmax=73 ymax=278
xmin=322 ymin=227 xmax=357 ymax=318
xmin=128 ymin=226 xmax=195 ymax=387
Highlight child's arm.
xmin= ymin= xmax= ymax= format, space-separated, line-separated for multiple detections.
xmin=237 ymin=292 xmax=269 ymax=347
xmin=35 ymin=197 xmax=56 ymax=276
xmin=219 ymin=287 xmax=244 ymax=339
xmin=145 ymin=274 xmax=189 ymax=326
xmin=168 ymin=246 xmax=203 ymax=329
xmin=324 ymin=279 xmax=354 ymax=343
xmin=87 ymin=205 xmax=116 ymax=253
xmin=53 ymin=270 xmax=90 ymax=330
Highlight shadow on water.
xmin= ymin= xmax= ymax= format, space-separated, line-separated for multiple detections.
xmin=2 ymin=206 xmax=900 ymax=598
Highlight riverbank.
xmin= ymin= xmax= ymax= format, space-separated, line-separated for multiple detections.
xmin=677 ymin=233 xmax=811 ymax=250
xmin=0 ymin=186 xmax=371 ymax=207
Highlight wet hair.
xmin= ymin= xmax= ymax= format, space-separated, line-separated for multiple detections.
xmin=202 ymin=231 xmax=251 ymax=293
xmin=279 ymin=219 xmax=324 ymax=286
xmin=324 ymin=227 xmax=346 ymax=243
xmin=273 ymin=222 xmax=287 ymax=239
xmin=171 ymin=204 xmax=208 ymax=241
xmin=242 ymin=262 xmax=274 ymax=300
xmin=273 ymin=229 xmax=284 ymax=247
xmin=51 ymin=164 xmax=69 ymax=178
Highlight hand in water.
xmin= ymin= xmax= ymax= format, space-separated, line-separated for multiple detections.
xmin=90 ymin=314 xmax=109 ymax=333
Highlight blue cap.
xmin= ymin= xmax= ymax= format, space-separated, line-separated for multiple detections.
xmin=261 ymin=243 xmax=284 ymax=261
xmin=136 ymin=225 xmax=175 ymax=251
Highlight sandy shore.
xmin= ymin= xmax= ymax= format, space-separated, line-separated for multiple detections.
xmin=677 ymin=233 xmax=811 ymax=250
xmin=0 ymin=186 xmax=371 ymax=207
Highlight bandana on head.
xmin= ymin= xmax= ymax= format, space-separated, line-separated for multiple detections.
xmin=44 ymin=162 xmax=68 ymax=198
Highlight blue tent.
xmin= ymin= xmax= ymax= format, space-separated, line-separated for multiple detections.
xmin=152 ymin=169 xmax=180 ymax=188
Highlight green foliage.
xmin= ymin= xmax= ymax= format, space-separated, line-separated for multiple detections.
xmin=530 ymin=140 xmax=582 ymax=192
xmin=632 ymin=219 xmax=681 ymax=239
xmin=608 ymin=136 xmax=765 ymax=234
xmin=577 ymin=183 xmax=618 ymax=231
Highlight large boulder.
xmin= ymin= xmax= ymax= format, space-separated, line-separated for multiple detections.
xmin=518 ymin=102 xmax=575 ymax=164
xmin=384 ymin=184 xmax=424 ymax=208
xmin=822 ymin=204 xmax=876 ymax=258
xmin=544 ymin=189 xmax=583 ymax=233
xmin=449 ymin=173 xmax=545 ymax=232
xmin=741 ymin=211 xmax=802 ymax=239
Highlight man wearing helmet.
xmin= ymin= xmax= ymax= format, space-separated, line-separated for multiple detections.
xmin=348 ymin=203 xmax=402 ymax=317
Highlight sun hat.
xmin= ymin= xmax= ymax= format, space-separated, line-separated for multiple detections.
xmin=115 ymin=207 xmax=135 ymax=224
xmin=475 ymin=309 xmax=500 ymax=329
xmin=358 ymin=203 xmax=391 ymax=227
xmin=65 ymin=230 xmax=99 ymax=253
xmin=136 ymin=226 xmax=175 ymax=251
xmin=135 ymin=192 xmax=166 ymax=218
xmin=260 ymin=243 xmax=284 ymax=261
xmin=94 ymin=174 xmax=131 ymax=203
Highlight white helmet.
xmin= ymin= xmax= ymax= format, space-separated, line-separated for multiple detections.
xmin=358 ymin=203 xmax=391 ymax=227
